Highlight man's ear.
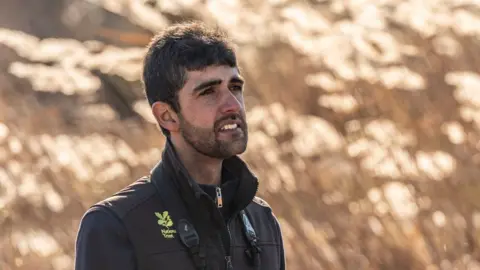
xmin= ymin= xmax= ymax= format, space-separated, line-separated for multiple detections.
xmin=151 ymin=101 xmax=180 ymax=133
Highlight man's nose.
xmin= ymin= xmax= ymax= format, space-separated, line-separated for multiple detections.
xmin=220 ymin=91 xmax=242 ymax=114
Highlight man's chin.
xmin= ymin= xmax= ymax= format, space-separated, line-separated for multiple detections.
xmin=213 ymin=139 xmax=246 ymax=157
xmin=228 ymin=140 xmax=248 ymax=156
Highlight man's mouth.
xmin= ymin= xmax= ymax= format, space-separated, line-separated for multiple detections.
xmin=220 ymin=123 xmax=239 ymax=131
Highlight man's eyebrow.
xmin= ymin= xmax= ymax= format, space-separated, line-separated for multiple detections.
xmin=192 ymin=76 xmax=244 ymax=94
xmin=192 ymin=79 xmax=222 ymax=93
xmin=230 ymin=76 xmax=244 ymax=85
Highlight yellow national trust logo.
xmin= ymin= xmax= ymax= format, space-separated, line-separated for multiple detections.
xmin=155 ymin=211 xmax=177 ymax=239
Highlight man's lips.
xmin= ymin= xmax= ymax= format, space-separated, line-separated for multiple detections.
xmin=219 ymin=123 xmax=239 ymax=131
xmin=215 ymin=116 xmax=244 ymax=133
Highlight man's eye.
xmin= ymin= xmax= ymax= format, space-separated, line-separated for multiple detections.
xmin=200 ymin=88 xmax=214 ymax=96
xmin=231 ymin=85 xmax=243 ymax=92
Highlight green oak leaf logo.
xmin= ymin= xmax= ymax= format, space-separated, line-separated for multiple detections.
xmin=155 ymin=211 xmax=173 ymax=228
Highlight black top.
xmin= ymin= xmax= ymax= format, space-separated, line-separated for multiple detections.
xmin=75 ymin=168 xmax=242 ymax=269
xmin=74 ymin=138 xmax=285 ymax=270
xmin=74 ymin=174 xmax=240 ymax=269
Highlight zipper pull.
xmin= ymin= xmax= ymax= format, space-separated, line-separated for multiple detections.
xmin=225 ymin=256 xmax=233 ymax=269
xmin=215 ymin=186 xmax=223 ymax=208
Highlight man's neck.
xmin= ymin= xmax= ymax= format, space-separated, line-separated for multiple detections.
xmin=170 ymin=136 xmax=223 ymax=185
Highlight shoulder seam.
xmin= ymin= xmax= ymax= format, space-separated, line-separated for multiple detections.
xmin=123 ymin=182 xmax=157 ymax=217
xmin=94 ymin=179 xmax=157 ymax=220
xmin=88 ymin=204 xmax=125 ymax=224
xmin=252 ymin=196 xmax=271 ymax=208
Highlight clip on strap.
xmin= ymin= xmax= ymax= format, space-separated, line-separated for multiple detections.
xmin=178 ymin=219 xmax=206 ymax=270
xmin=240 ymin=210 xmax=262 ymax=267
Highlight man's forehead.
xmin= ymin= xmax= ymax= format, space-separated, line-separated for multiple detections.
xmin=187 ymin=66 xmax=241 ymax=83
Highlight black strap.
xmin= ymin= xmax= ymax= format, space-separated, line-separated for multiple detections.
xmin=177 ymin=219 xmax=206 ymax=268
xmin=149 ymin=171 xmax=207 ymax=270
xmin=240 ymin=210 xmax=262 ymax=268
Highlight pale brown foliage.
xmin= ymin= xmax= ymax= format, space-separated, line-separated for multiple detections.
xmin=1 ymin=0 xmax=480 ymax=269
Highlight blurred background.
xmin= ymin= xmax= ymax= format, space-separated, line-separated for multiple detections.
xmin=1 ymin=0 xmax=480 ymax=269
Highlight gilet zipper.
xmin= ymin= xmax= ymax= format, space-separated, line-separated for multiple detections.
xmin=213 ymin=186 xmax=233 ymax=269
xmin=215 ymin=186 xmax=223 ymax=208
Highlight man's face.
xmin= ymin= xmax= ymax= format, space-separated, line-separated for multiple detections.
xmin=175 ymin=65 xmax=248 ymax=159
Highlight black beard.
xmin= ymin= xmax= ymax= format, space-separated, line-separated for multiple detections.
xmin=178 ymin=113 xmax=248 ymax=159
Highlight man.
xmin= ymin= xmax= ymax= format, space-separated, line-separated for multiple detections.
xmin=74 ymin=21 xmax=286 ymax=270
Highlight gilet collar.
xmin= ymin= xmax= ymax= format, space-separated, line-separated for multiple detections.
xmin=150 ymin=138 xmax=259 ymax=216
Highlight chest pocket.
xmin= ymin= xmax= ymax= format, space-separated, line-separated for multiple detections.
xmin=149 ymin=176 xmax=211 ymax=270
xmin=138 ymin=207 xmax=197 ymax=270
xmin=142 ymin=227 xmax=224 ymax=270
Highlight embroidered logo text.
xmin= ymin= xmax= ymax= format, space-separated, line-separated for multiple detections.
xmin=155 ymin=211 xmax=176 ymax=239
